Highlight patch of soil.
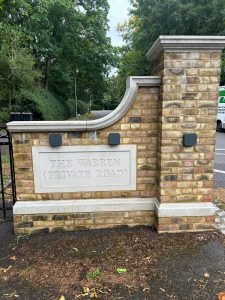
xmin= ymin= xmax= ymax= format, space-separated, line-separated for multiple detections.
xmin=0 ymin=224 xmax=225 ymax=300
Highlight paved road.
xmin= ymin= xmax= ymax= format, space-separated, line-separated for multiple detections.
xmin=214 ymin=132 xmax=225 ymax=188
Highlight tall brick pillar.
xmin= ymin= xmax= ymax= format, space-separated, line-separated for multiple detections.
xmin=147 ymin=36 xmax=225 ymax=233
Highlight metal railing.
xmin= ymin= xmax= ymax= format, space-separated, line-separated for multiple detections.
xmin=0 ymin=125 xmax=16 ymax=220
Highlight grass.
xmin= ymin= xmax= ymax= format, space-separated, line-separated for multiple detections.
xmin=1 ymin=153 xmax=10 ymax=164
xmin=86 ymin=268 xmax=102 ymax=280
xmin=15 ymin=234 xmax=30 ymax=245
xmin=1 ymin=154 xmax=11 ymax=183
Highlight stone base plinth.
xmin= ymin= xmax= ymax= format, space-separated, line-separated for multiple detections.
xmin=155 ymin=200 xmax=216 ymax=233
xmin=13 ymin=198 xmax=156 ymax=234
xmin=14 ymin=211 xmax=155 ymax=234
xmin=155 ymin=216 xmax=215 ymax=233
xmin=13 ymin=198 xmax=217 ymax=234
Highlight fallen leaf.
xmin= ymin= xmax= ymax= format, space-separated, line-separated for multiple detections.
xmin=59 ymin=296 xmax=65 ymax=300
xmin=218 ymin=292 xmax=225 ymax=300
xmin=3 ymin=293 xmax=19 ymax=298
xmin=90 ymin=289 xmax=98 ymax=298
xmin=98 ymin=289 xmax=107 ymax=294
xmin=0 ymin=266 xmax=12 ymax=273
xmin=116 ymin=268 xmax=127 ymax=274
xmin=81 ymin=287 xmax=90 ymax=295
xmin=204 ymin=272 xmax=210 ymax=278
xmin=10 ymin=256 xmax=17 ymax=261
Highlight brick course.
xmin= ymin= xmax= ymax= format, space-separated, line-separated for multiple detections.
xmin=14 ymin=211 xmax=155 ymax=234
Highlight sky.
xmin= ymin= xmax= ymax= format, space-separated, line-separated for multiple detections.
xmin=108 ymin=0 xmax=130 ymax=46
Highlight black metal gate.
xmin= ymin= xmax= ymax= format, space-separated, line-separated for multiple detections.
xmin=0 ymin=125 xmax=16 ymax=220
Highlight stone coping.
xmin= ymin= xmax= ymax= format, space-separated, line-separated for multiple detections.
xmin=147 ymin=35 xmax=225 ymax=61
xmin=13 ymin=198 xmax=157 ymax=215
xmin=13 ymin=198 xmax=216 ymax=217
xmin=155 ymin=200 xmax=217 ymax=217
xmin=7 ymin=76 xmax=161 ymax=133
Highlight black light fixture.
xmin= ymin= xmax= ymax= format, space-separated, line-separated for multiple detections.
xmin=49 ymin=134 xmax=62 ymax=148
xmin=108 ymin=133 xmax=120 ymax=146
xmin=183 ymin=133 xmax=197 ymax=147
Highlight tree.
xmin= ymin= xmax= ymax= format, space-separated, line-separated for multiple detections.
xmin=117 ymin=0 xmax=225 ymax=86
xmin=0 ymin=23 xmax=68 ymax=121
xmin=0 ymin=0 xmax=117 ymax=120
xmin=0 ymin=24 xmax=38 ymax=120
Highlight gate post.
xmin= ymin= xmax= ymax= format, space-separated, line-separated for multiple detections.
xmin=147 ymin=36 xmax=225 ymax=233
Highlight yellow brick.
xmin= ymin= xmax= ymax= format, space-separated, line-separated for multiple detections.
xmin=121 ymin=124 xmax=130 ymax=130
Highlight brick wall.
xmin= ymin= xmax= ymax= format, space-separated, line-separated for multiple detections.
xmin=154 ymin=51 xmax=221 ymax=205
xmin=13 ymin=87 xmax=159 ymax=202
xmin=150 ymin=47 xmax=221 ymax=232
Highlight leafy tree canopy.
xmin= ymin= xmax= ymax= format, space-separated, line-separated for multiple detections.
xmin=0 ymin=0 xmax=116 ymax=121
xmin=117 ymin=0 xmax=225 ymax=87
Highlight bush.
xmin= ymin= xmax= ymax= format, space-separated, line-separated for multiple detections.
xmin=77 ymin=100 xmax=88 ymax=115
xmin=18 ymin=87 xmax=68 ymax=120
xmin=66 ymin=98 xmax=88 ymax=117
xmin=0 ymin=108 xmax=10 ymax=123
xmin=91 ymin=103 xmax=103 ymax=111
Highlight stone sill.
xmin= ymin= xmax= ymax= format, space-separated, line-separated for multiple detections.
xmin=14 ymin=198 xmax=216 ymax=217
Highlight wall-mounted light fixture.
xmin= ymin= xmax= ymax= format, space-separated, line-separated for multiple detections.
xmin=49 ymin=134 xmax=62 ymax=148
xmin=183 ymin=133 xmax=197 ymax=147
xmin=108 ymin=133 xmax=120 ymax=146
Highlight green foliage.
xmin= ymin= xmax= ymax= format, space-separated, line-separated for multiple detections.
xmin=102 ymin=75 xmax=124 ymax=109
xmin=221 ymin=51 xmax=225 ymax=86
xmin=0 ymin=108 xmax=11 ymax=123
xmin=66 ymin=98 xmax=88 ymax=117
xmin=77 ymin=100 xmax=89 ymax=116
xmin=18 ymin=87 xmax=68 ymax=121
xmin=0 ymin=0 xmax=117 ymax=120
xmin=66 ymin=99 xmax=77 ymax=118
xmin=117 ymin=0 xmax=225 ymax=88
xmin=116 ymin=268 xmax=127 ymax=274
xmin=2 ymin=154 xmax=10 ymax=164
xmin=0 ymin=24 xmax=39 ymax=110
xmin=86 ymin=268 xmax=102 ymax=279
xmin=15 ymin=234 xmax=30 ymax=245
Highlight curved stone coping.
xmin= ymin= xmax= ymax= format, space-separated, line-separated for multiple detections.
xmin=7 ymin=76 xmax=161 ymax=133
xmin=147 ymin=35 xmax=225 ymax=61
xmin=13 ymin=198 xmax=216 ymax=217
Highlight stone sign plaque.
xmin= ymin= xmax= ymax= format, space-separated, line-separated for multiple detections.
xmin=32 ymin=145 xmax=136 ymax=193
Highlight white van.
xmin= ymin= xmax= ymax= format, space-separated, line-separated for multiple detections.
xmin=217 ymin=86 xmax=225 ymax=132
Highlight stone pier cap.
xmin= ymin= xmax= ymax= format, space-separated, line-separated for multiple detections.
xmin=147 ymin=35 xmax=225 ymax=61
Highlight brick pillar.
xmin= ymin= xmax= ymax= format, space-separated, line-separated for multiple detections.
xmin=147 ymin=36 xmax=225 ymax=233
